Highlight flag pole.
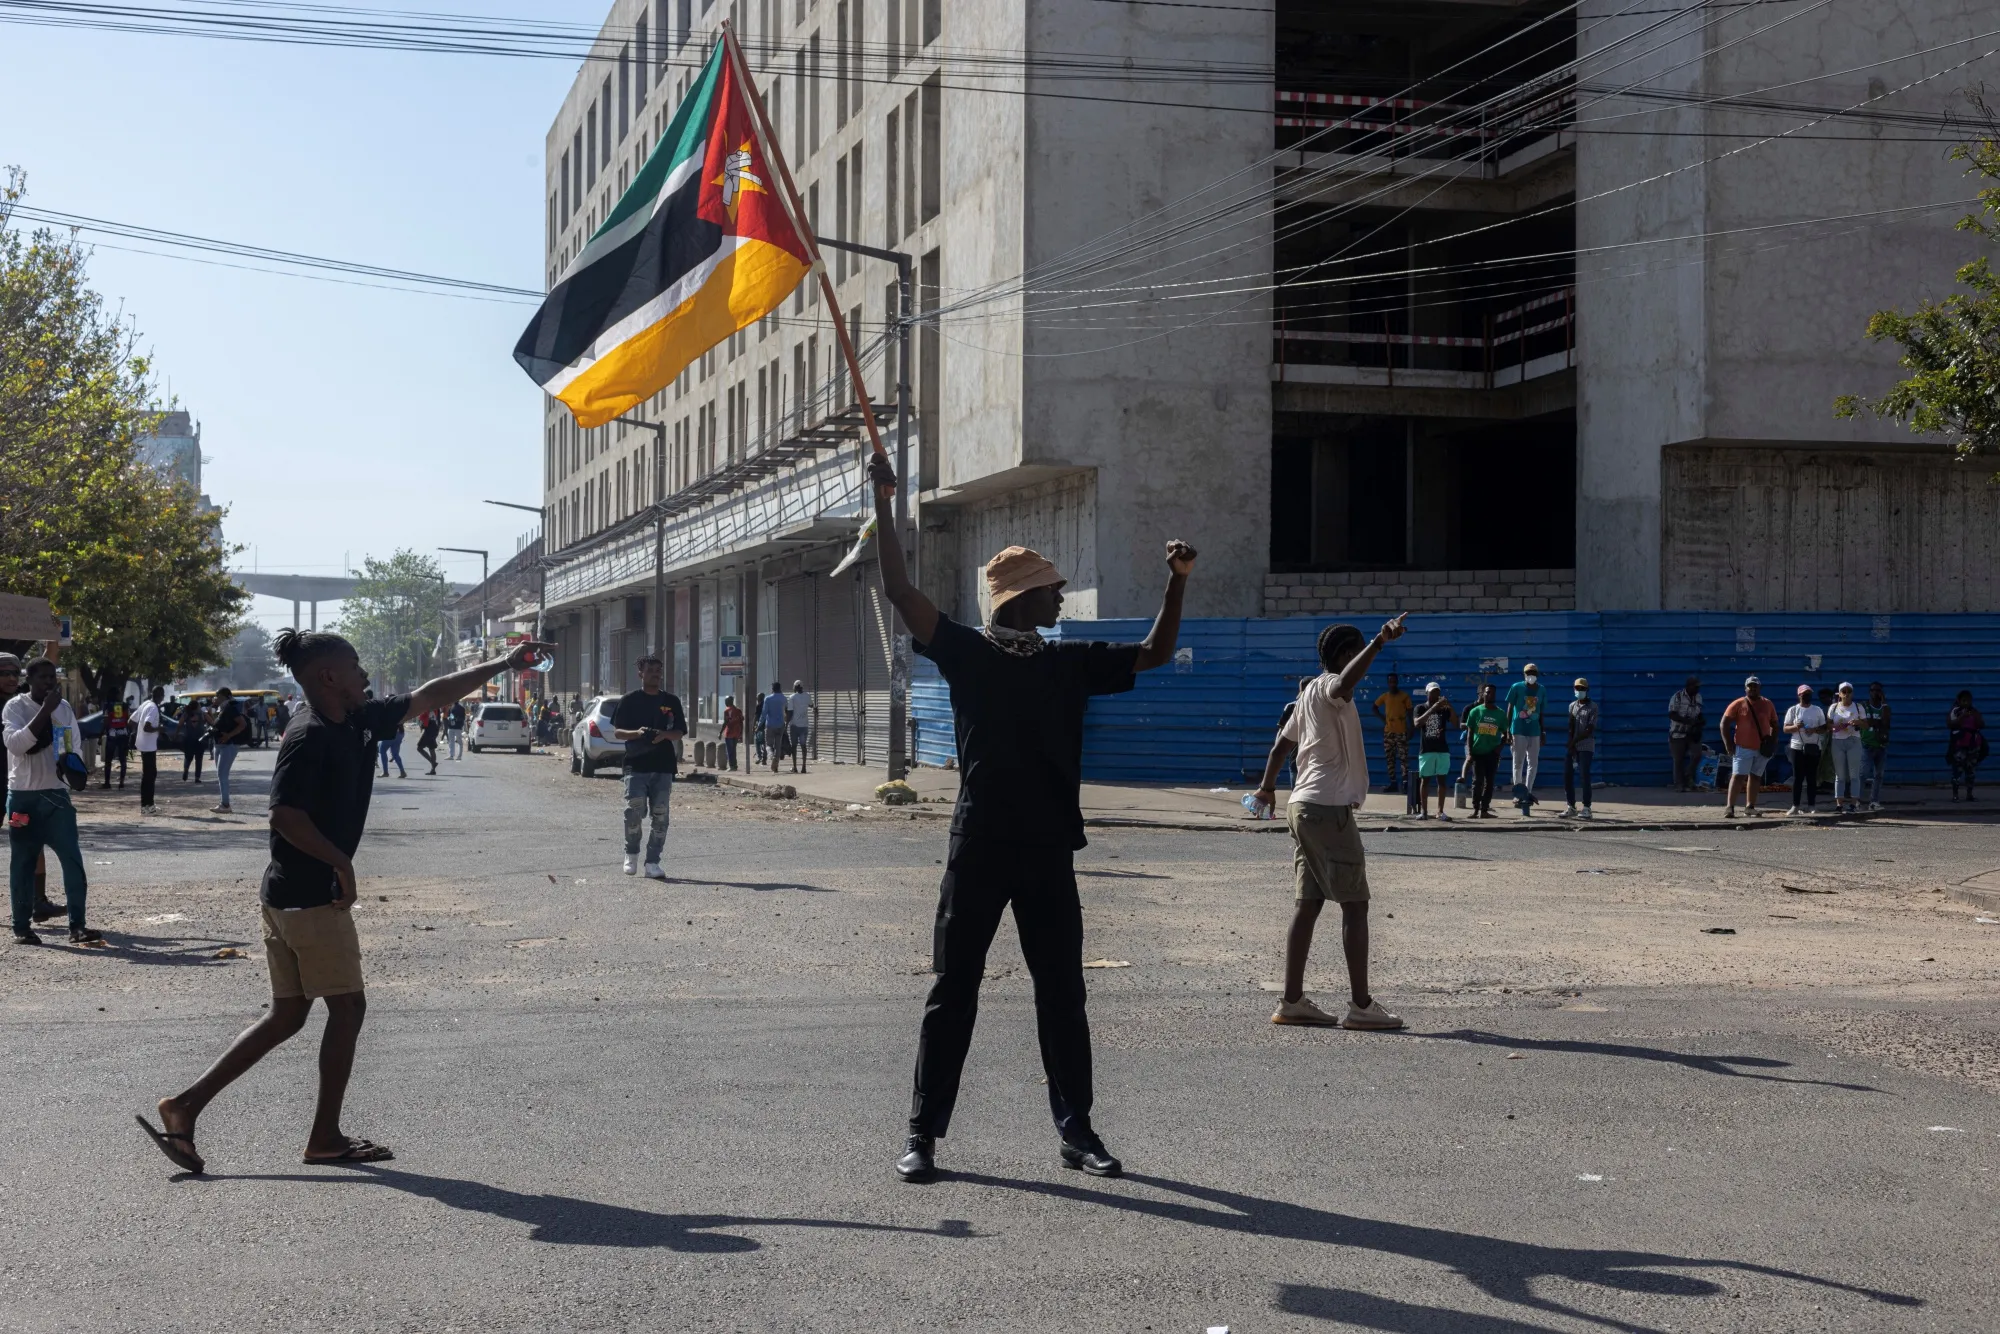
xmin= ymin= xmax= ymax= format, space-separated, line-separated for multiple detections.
xmin=723 ymin=23 xmax=890 ymax=462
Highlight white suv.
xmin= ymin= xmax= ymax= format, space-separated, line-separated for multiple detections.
xmin=470 ymin=702 xmax=530 ymax=754
xmin=570 ymin=695 xmax=626 ymax=777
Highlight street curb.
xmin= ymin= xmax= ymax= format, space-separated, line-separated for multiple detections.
xmin=1946 ymin=882 xmax=2000 ymax=914
xmin=712 ymin=773 xmax=947 ymax=816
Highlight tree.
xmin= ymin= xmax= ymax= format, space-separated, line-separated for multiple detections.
xmin=1834 ymin=96 xmax=2000 ymax=462
xmin=333 ymin=550 xmax=451 ymax=692
xmin=223 ymin=621 xmax=278 ymax=688
xmin=0 ymin=168 xmax=246 ymax=705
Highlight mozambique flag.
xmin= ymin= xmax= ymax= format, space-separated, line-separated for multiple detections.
xmin=514 ymin=37 xmax=813 ymax=428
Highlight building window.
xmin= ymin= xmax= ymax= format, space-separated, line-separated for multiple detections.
xmin=921 ymin=0 xmax=937 ymax=45
xmin=793 ymin=50 xmax=806 ymax=162
xmin=636 ymin=17 xmax=649 ymax=99
xmin=587 ymin=109 xmax=598 ymax=186
xmin=903 ymin=91 xmax=918 ymax=236
xmin=836 ymin=0 xmax=849 ymax=127
xmin=848 ymin=141 xmax=862 ymax=258
xmin=601 ymin=80 xmax=614 ymax=164
xmin=920 ymin=75 xmax=940 ymax=222
xmin=572 ymin=130 xmax=584 ymax=209
xmin=809 ymin=31 xmax=821 ymax=149
xmin=677 ymin=0 xmax=691 ymax=48
xmin=884 ymin=109 xmax=899 ymax=244
xmin=548 ymin=191 xmax=558 ymax=253
xmin=619 ymin=46 xmax=631 ymax=141
xmin=834 ymin=155 xmax=848 ymax=281
xmin=886 ymin=0 xmax=900 ymax=75
xmin=919 ymin=246 xmax=939 ymax=486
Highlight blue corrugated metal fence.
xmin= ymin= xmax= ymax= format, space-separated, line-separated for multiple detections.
xmin=911 ymin=613 xmax=2000 ymax=787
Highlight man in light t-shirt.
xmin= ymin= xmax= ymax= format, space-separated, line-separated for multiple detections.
xmin=786 ymin=681 xmax=811 ymax=775
xmin=1253 ymin=613 xmax=1410 ymax=1031
xmin=133 ymin=685 xmax=165 ymax=815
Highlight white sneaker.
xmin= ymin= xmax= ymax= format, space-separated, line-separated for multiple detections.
xmin=1437 ymin=811 xmax=1452 ymax=822
xmin=1562 ymin=804 xmax=1578 ymax=818
xmin=1415 ymin=811 xmax=1430 ymax=821
xmin=643 ymin=862 xmax=665 ymax=879
xmin=1342 ymin=999 xmax=1405 ymax=1031
xmin=1579 ymin=807 xmax=1593 ymax=819
xmin=1868 ymin=801 xmax=1883 ymax=811
xmin=1785 ymin=806 xmax=1802 ymax=816
xmin=622 ymin=854 xmax=639 ymax=875
xmin=1271 ymin=996 xmax=1341 ymax=1027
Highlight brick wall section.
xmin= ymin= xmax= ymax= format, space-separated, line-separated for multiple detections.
xmin=1263 ymin=570 xmax=1579 ymax=615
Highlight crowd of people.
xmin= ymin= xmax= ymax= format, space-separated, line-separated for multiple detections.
xmin=1362 ymin=669 xmax=1973 ymax=815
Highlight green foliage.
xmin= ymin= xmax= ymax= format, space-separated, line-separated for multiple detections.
xmin=0 ymin=168 xmax=246 ymax=703
xmin=332 ymin=549 xmax=451 ymax=692
xmin=223 ymin=621 xmax=277 ymax=688
xmin=1835 ymin=100 xmax=2000 ymax=462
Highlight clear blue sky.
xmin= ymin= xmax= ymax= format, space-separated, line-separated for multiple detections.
xmin=7 ymin=6 xmax=596 ymax=629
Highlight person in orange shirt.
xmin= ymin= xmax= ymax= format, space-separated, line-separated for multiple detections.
xmin=1720 ymin=675 xmax=1780 ymax=819
xmin=1372 ymin=674 xmax=1414 ymax=795
xmin=721 ymin=695 xmax=744 ymax=772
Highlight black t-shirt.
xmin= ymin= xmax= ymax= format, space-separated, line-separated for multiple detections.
xmin=446 ymin=703 xmax=466 ymax=728
xmin=612 ymin=689 xmax=687 ymax=774
xmin=213 ymin=700 xmax=246 ymax=745
xmin=916 ymin=614 xmax=1140 ymax=850
xmin=262 ymin=694 xmax=411 ymax=909
xmin=1417 ymin=701 xmax=1454 ymax=752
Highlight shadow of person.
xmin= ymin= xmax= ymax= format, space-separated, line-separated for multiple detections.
xmin=655 ymin=876 xmax=835 ymax=893
xmin=947 ymin=1171 xmax=1919 ymax=1333
xmin=1276 ymin=1283 xmax=1568 ymax=1332
xmin=1411 ymin=1029 xmax=1881 ymax=1092
xmin=216 ymin=1166 xmax=973 ymax=1251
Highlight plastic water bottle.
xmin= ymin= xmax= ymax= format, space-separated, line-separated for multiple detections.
xmin=1241 ymin=792 xmax=1274 ymax=820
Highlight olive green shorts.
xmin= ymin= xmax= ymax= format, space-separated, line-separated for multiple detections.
xmin=1286 ymin=800 xmax=1370 ymax=904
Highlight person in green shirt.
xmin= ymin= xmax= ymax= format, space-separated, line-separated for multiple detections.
xmin=1503 ymin=664 xmax=1546 ymax=813
xmin=1861 ymin=681 xmax=1891 ymax=809
xmin=1461 ymin=683 xmax=1510 ymax=819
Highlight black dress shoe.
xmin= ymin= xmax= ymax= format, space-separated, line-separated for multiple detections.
xmin=1059 ymin=1134 xmax=1122 ymax=1178
xmin=12 ymin=929 xmax=41 ymax=946
xmin=895 ymin=1134 xmax=936 ymax=1182
xmin=69 ymin=928 xmax=104 ymax=945
xmin=32 ymin=898 xmax=65 ymax=923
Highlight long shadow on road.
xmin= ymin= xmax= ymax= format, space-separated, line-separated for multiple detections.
xmin=208 ymin=1166 xmax=972 ymax=1251
xmin=1410 ymin=1029 xmax=1881 ymax=1092
xmin=946 ymin=1172 xmax=1920 ymax=1334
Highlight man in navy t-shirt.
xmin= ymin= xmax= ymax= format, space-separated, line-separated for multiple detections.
xmin=865 ymin=453 xmax=1197 ymax=1183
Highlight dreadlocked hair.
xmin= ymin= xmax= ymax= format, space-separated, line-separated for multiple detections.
xmin=1317 ymin=623 xmax=1367 ymax=673
xmin=273 ymin=628 xmax=352 ymax=678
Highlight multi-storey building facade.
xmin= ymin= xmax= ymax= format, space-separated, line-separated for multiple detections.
xmin=536 ymin=0 xmax=1993 ymax=760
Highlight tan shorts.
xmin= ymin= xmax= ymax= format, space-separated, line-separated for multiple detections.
xmin=1287 ymin=800 xmax=1370 ymax=904
xmin=261 ymin=904 xmax=364 ymax=1000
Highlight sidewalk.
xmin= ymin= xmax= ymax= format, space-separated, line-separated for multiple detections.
xmin=706 ymin=759 xmax=1952 ymax=834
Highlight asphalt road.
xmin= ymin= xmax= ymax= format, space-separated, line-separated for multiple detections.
xmin=2 ymin=747 xmax=1995 ymax=1333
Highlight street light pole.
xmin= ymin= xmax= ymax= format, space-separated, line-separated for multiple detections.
xmin=439 ymin=547 xmax=489 ymax=688
xmin=483 ymin=500 xmax=547 ymax=643
xmin=613 ymin=416 xmax=672 ymax=661
xmin=818 ymin=234 xmax=914 ymax=781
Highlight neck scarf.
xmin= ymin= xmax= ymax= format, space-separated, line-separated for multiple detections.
xmin=983 ymin=622 xmax=1048 ymax=657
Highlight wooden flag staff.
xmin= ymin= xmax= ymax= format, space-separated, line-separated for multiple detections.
xmin=725 ymin=23 xmax=891 ymax=463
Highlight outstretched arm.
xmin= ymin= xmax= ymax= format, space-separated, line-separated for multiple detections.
xmin=867 ymin=455 xmax=939 ymax=644
xmin=1327 ymin=613 xmax=1408 ymax=702
xmin=1133 ymin=541 xmax=1199 ymax=672
xmin=407 ymin=641 xmax=554 ymax=720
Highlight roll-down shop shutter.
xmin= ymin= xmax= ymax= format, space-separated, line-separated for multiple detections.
xmin=814 ymin=569 xmax=860 ymax=763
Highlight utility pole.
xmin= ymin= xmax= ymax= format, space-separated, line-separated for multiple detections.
xmin=818 ymin=234 xmax=914 ymax=781
xmin=612 ymin=416 xmax=672 ymax=659
xmin=484 ymin=500 xmax=548 ymax=643
xmin=439 ymin=547 xmax=488 ymax=685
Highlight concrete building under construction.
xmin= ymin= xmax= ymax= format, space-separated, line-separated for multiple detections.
xmin=531 ymin=0 xmax=1995 ymax=762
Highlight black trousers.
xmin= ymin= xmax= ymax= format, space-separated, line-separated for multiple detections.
xmin=1471 ymin=750 xmax=1500 ymax=811
xmin=910 ymin=834 xmax=1093 ymax=1140
xmin=1791 ymin=745 xmax=1821 ymax=809
xmin=139 ymin=751 xmax=157 ymax=807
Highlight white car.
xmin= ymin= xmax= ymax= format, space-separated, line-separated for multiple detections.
xmin=570 ymin=694 xmax=626 ymax=777
xmin=470 ymin=702 xmax=531 ymax=754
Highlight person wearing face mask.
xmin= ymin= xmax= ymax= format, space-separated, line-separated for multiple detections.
xmin=1783 ymin=685 xmax=1827 ymax=816
xmin=1503 ymin=664 xmax=1546 ymax=815
xmin=1825 ymin=682 xmax=1867 ymax=815
xmin=1564 ymin=678 xmax=1598 ymax=819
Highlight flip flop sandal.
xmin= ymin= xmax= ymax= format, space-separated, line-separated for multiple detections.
xmin=135 ymin=1115 xmax=205 ymax=1174
xmin=303 ymin=1139 xmax=395 ymax=1165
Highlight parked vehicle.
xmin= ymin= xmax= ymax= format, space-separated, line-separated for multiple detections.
xmin=470 ymin=702 xmax=531 ymax=754
xmin=570 ymin=695 xmax=625 ymax=777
